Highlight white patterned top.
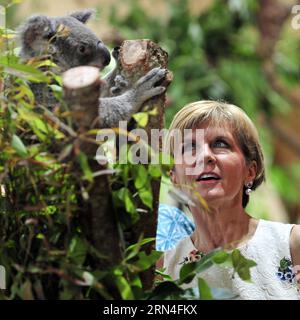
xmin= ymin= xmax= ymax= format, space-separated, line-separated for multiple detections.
xmin=163 ymin=219 xmax=300 ymax=300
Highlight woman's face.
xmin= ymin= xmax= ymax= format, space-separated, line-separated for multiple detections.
xmin=170 ymin=122 xmax=257 ymax=209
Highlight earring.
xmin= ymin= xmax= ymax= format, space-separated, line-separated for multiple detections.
xmin=245 ymin=182 xmax=253 ymax=195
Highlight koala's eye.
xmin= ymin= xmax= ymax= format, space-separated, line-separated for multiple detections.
xmin=78 ymin=45 xmax=86 ymax=54
xmin=45 ymin=32 xmax=55 ymax=40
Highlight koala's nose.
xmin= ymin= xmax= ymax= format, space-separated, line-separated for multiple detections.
xmin=97 ymin=41 xmax=111 ymax=66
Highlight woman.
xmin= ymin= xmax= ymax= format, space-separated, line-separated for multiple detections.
xmin=160 ymin=100 xmax=300 ymax=299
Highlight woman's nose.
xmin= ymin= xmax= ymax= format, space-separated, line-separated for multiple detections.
xmin=190 ymin=144 xmax=215 ymax=176
xmin=202 ymin=144 xmax=216 ymax=166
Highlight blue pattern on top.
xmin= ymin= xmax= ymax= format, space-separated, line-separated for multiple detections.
xmin=156 ymin=204 xmax=195 ymax=251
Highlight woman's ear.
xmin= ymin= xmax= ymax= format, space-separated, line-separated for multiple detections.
xmin=247 ymin=160 xmax=257 ymax=183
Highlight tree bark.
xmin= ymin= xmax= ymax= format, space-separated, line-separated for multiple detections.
xmin=62 ymin=66 xmax=123 ymax=270
xmin=117 ymin=40 xmax=172 ymax=290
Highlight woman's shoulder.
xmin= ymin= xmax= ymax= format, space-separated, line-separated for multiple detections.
xmin=246 ymin=219 xmax=298 ymax=268
xmin=290 ymin=224 xmax=300 ymax=243
xmin=290 ymin=224 xmax=300 ymax=267
xmin=249 ymin=219 xmax=294 ymax=249
xmin=256 ymin=218 xmax=295 ymax=236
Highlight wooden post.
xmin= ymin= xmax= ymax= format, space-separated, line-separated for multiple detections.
xmin=62 ymin=66 xmax=123 ymax=271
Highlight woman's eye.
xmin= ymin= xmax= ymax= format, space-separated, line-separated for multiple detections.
xmin=213 ymin=140 xmax=229 ymax=148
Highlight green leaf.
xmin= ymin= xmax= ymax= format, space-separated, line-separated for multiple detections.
xmin=148 ymin=107 xmax=158 ymax=116
xmin=68 ymin=237 xmax=87 ymax=266
xmin=179 ymin=262 xmax=197 ymax=284
xmin=198 ymin=277 xmax=213 ymax=300
xmin=149 ymin=281 xmax=184 ymax=299
xmin=12 ymin=83 xmax=34 ymax=104
xmin=50 ymin=84 xmax=62 ymax=93
xmin=77 ymin=152 xmax=93 ymax=182
xmin=34 ymin=59 xmax=58 ymax=69
xmin=114 ymin=276 xmax=135 ymax=300
xmin=124 ymin=188 xmax=136 ymax=214
xmin=279 ymin=257 xmax=291 ymax=270
xmin=155 ymin=268 xmax=173 ymax=281
xmin=111 ymin=266 xmax=123 ymax=276
xmin=11 ymin=134 xmax=28 ymax=157
xmin=125 ymin=237 xmax=155 ymax=261
xmin=133 ymin=165 xmax=148 ymax=189
xmin=212 ymin=251 xmax=230 ymax=264
xmin=133 ymin=250 xmax=162 ymax=271
xmin=231 ymin=249 xmax=242 ymax=269
xmin=236 ymin=267 xmax=251 ymax=281
xmin=159 ymin=151 xmax=174 ymax=167
xmin=178 ymin=250 xmax=218 ymax=285
xmin=231 ymin=249 xmax=257 ymax=281
xmin=148 ymin=164 xmax=162 ymax=178
xmin=18 ymin=110 xmax=47 ymax=141
xmin=0 ymin=58 xmax=49 ymax=82
xmin=138 ymin=188 xmax=153 ymax=209
xmin=128 ymin=273 xmax=142 ymax=289
xmin=132 ymin=112 xmax=149 ymax=127
xmin=18 ymin=108 xmax=64 ymax=141
xmin=194 ymin=251 xmax=216 ymax=273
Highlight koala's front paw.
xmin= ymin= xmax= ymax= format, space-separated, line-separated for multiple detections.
xmin=110 ymin=74 xmax=129 ymax=95
xmin=134 ymin=67 xmax=167 ymax=102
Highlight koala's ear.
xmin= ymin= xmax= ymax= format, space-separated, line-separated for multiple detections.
xmin=18 ymin=15 xmax=57 ymax=57
xmin=69 ymin=9 xmax=95 ymax=24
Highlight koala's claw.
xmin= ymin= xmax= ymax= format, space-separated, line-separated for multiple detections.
xmin=136 ymin=67 xmax=167 ymax=89
xmin=110 ymin=74 xmax=129 ymax=95
xmin=130 ymin=67 xmax=167 ymax=103
xmin=140 ymin=86 xmax=166 ymax=101
xmin=114 ymin=75 xmax=128 ymax=88
xmin=110 ymin=86 xmax=121 ymax=95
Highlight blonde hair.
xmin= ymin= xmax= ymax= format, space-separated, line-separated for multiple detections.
xmin=167 ymin=100 xmax=265 ymax=207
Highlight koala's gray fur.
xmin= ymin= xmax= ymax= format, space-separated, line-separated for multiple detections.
xmin=18 ymin=9 xmax=166 ymax=127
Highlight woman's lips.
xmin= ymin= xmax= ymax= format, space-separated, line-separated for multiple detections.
xmin=197 ymin=178 xmax=221 ymax=185
xmin=195 ymin=173 xmax=221 ymax=185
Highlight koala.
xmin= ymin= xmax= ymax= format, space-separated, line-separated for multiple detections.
xmin=18 ymin=9 xmax=167 ymax=127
